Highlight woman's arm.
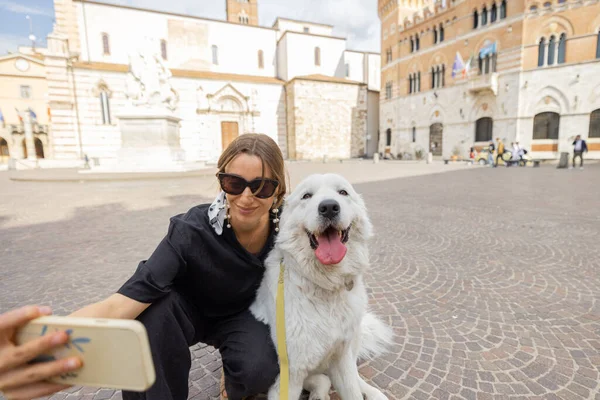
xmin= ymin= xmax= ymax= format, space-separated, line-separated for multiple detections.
xmin=69 ymin=293 xmax=150 ymax=320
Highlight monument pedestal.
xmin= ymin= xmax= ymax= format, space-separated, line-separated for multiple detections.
xmin=114 ymin=111 xmax=187 ymax=172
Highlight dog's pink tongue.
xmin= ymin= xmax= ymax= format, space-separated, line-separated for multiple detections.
xmin=315 ymin=229 xmax=347 ymax=265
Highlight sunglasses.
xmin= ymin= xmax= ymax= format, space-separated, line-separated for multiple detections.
xmin=217 ymin=173 xmax=279 ymax=199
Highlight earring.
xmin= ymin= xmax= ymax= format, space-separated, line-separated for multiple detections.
xmin=225 ymin=199 xmax=232 ymax=229
xmin=272 ymin=206 xmax=279 ymax=232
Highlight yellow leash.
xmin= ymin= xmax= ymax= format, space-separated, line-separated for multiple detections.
xmin=276 ymin=261 xmax=289 ymax=400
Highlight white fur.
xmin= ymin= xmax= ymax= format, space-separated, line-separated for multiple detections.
xmin=250 ymin=174 xmax=394 ymax=400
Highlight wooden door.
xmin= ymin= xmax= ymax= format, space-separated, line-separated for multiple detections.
xmin=221 ymin=122 xmax=239 ymax=151
xmin=429 ymin=123 xmax=443 ymax=156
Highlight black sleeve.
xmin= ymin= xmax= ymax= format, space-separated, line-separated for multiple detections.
xmin=117 ymin=217 xmax=189 ymax=304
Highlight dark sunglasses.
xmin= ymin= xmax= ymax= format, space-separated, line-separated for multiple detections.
xmin=217 ymin=173 xmax=279 ymax=199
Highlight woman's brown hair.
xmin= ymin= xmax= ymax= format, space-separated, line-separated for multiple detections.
xmin=217 ymin=134 xmax=287 ymax=208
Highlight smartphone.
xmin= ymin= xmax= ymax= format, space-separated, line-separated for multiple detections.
xmin=16 ymin=316 xmax=156 ymax=392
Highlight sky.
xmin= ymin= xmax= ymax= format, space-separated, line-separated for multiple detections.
xmin=0 ymin=0 xmax=380 ymax=56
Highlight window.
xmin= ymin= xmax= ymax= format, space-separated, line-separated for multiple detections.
xmin=473 ymin=10 xmax=479 ymax=29
xmin=491 ymin=3 xmax=497 ymax=22
xmin=345 ymin=63 xmax=350 ymax=77
xmin=409 ymin=75 xmax=413 ymax=94
xmin=102 ymin=33 xmax=110 ymax=55
xmin=441 ymin=64 xmax=445 ymax=87
xmin=412 ymin=127 xmax=416 ymax=143
xmin=415 ymin=35 xmax=420 ymax=51
xmin=431 ymin=67 xmax=436 ymax=89
xmin=482 ymin=7 xmax=488 ymax=25
xmin=314 ymin=47 xmax=321 ymax=66
xmin=597 ymin=30 xmax=600 ymax=59
xmin=212 ymin=45 xmax=219 ymax=65
xmin=543 ymin=1 xmax=551 ymax=6
xmin=303 ymin=27 xmax=310 ymax=33
xmin=417 ymin=72 xmax=421 ymax=92
xmin=433 ymin=26 xmax=438 ymax=44
xmin=440 ymin=24 xmax=445 ymax=42
xmin=557 ymin=33 xmax=566 ymax=64
xmin=386 ymin=48 xmax=393 ymax=63
xmin=160 ymin=39 xmax=167 ymax=60
xmin=538 ymin=37 xmax=546 ymax=67
xmin=385 ymin=82 xmax=393 ymax=99
xmin=475 ymin=117 xmax=493 ymax=142
xmin=500 ymin=0 xmax=507 ymax=18
xmin=533 ymin=112 xmax=560 ymax=139
xmin=410 ymin=36 xmax=415 ymax=52
xmin=547 ymin=35 xmax=555 ymax=66
xmin=530 ymin=5 xmax=538 ymax=11
xmin=20 ymin=85 xmax=31 ymax=99
xmin=386 ymin=129 xmax=392 ymax=146
xmin=590 ymin=109 xmax=600 ymax=138
xmin=100 ymin=90 xmax=111 ymax=125
xmin=436 ymin=66 xmax=441 ymax=88
xmin=258 ymin=50 xmax=264 ymax=69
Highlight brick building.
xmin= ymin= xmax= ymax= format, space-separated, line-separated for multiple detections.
xmin=378 ymin=0 xmax=600 ymax=160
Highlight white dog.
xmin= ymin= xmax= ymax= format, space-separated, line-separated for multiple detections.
xmin=250 ymin=174 xmax=393 ymax=400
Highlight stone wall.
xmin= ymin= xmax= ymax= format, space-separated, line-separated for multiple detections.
xmin=285 ymin=78 xmax=368 ymax=160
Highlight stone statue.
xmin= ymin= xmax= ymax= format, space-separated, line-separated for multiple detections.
xmin=126 ymin=40 xmax=179 ymax=111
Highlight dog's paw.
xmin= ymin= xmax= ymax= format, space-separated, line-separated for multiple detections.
xmin=308 ymin=392 xmax=330 ymax=400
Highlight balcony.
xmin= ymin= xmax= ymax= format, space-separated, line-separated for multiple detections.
xmin=468 ymin=73 xmax=498 ymax=96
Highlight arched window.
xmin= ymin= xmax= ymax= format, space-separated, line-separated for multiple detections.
xmin=258 ymin=50 xmax=264 ymax=69
xmin=314 ymin=47 xmax=321 ymax=66
xmin=435 ymin=66 xmax=441 ymax=88
xmin=212 ymin=45 xmax=219 ymax=65
xmin=500 ymin=0 xmax=507 ymax=18
xmin=589 ymin=109 xmax=600 ymax=138
xmin=538 ymin=37 xmax=546 ymax=67
xmin=160 ymin=39 xmax=167 ymax=60
xmin=412 ymin=127 xmax=416 ymax=142
xmin=547 ymin=35 xmax=556 ymax=65
xmin=386 ymin=128 xmax=392 ymax=146
xmin=417 ymin=72 xmax=421 ymax=92
xmin=475 ymin=117 xmax=493 ymax=142
xmin=409 ymin=75 xmax=413 ymax=94
xmin=99 ymin=89 xmax=111 ymax=125
xmin=491 ymin=3 xmax=497 ymax=22
xmin=473 ymin=10 xmax=479 ymax=29
xmin=101 ymin=33 xmax=110 ymax=55
xmin=433 ymin=26 xmax=438 ymax=44
xmin=431 ymin=67 xmax=436 ymax=89
xmin=533 ymin=112 xmax=560 ymax=139
xmin=415 ymin=35 xmax=420 ymax=50
xmin=482 ymin=6 xmax=488 ymax=25
xmin=597 ymin=30 xmax=600 ymax=59
xmin=410 ymin=36 xmax=415 ymax=52
xmin=440 ymin=24 xmax=445 ymax=42
xmin=557 ymin=33 xmax=566 ymax=64
xmin=543 ymin=1 xmax=551 ymax=6
xmin=441 ymin=64 xmax=446 ymax=87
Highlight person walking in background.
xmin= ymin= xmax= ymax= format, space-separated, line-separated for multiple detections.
xmin=494 ymin=137 xmax=505 ymax=167
xmin=571 ymin=135 xmax=588 ymax=170
xmin=487 ymin=141 xmax=495 ymax=167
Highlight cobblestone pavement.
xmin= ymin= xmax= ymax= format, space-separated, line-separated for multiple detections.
xmin=1 ymin=164 xmax=599 ymax=400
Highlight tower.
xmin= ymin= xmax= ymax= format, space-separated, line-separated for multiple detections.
xmin=226 ymin=0 xmax=259 ymax=26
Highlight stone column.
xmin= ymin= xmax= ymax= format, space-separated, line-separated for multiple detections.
xmin=23 ymin=112 xmax=37 ymax=161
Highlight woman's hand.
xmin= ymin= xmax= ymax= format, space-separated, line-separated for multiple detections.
xmin=0 ymin=306 xmax=82 ymax=400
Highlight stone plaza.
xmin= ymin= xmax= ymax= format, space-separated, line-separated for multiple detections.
xmin=1 ymin=162 xmax=599 ymax=400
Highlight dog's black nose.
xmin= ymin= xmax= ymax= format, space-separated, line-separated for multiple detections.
xmin=318 ymin=199 xmax=340 ymax=219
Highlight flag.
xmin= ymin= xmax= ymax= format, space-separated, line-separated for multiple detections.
xmin=15 ymin=107 xmax=22 ymax=122
xmin=0 ymin=108 xmax=4 ymax=126
xmin=28 ymin=107 xmax=37 ymax=120
xmin=47 ymin=107 xmax=52 ymax=122
xmin=462 ymin=54 xmax=474 ymax=78
xmin=479 ymin=41 xmax=497 ymax=58
xmin=452 ymin=52 xmax=465 ymax=78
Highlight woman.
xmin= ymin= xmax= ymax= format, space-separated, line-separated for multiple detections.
xmin=0 ymin=134 xmax=286 ymax=400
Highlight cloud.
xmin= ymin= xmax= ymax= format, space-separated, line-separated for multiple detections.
xmin=112 ymin=0 xmax=380 ymax=52
xmin=0 ymin=0 xmax=54 ymax=17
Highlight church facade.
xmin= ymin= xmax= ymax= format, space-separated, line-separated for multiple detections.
xmin=37 ymin=0 xmax=380 ymax=166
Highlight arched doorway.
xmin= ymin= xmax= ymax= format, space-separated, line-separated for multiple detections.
xmin=0 ymin=137 xmax=9 ymax=163
xmin=35 ymin=138 xmax=45 ymax=158
xmin=429 ymin=123 xmax=443 ymax=156
xmin=22 ymin=138 xmax=27 ymax=159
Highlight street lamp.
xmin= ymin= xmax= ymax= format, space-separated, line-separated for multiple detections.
xmin=25 ymin=15 xmax=37 ymax=51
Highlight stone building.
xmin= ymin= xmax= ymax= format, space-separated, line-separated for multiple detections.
xmin=378 ymin=0 xmax=600 ymax=160
xmin=8 ymin=0 xmax=381 ymax=168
